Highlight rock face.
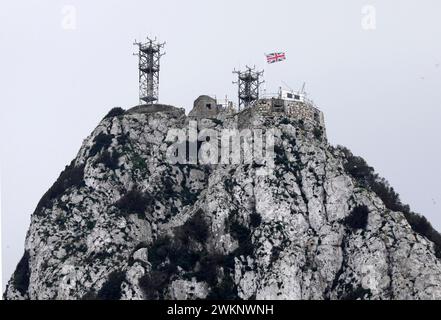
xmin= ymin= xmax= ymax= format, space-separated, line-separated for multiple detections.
xmin=4 ymin=102 xmax=441 ymax=300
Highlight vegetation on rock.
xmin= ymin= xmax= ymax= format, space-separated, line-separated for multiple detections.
xmin=340 ymin=146 xmax=441 ymax=258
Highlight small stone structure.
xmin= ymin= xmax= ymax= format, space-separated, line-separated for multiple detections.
xmin=188 ymin=95 xmax=235 ymax=120
xmin=253 ymin=98 xmax=325 ymax=127
xmin=235 ymin=98 xmax=326 ymax=138
xmin=188 ymin=95 xmax=222 ymax=119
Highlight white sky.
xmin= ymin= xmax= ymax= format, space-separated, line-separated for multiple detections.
xmin=1 ymin=0 xmax=441 ymax=291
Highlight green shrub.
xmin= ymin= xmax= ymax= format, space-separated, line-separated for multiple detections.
xmin=89 ymin=132 xmax=114 ymax=157
xmin=274 ymin=144 xmax=290 ymax=167
xmin=223 ymin=178 xmax=235 ymax=192
xmin=139 ymin=211 xmax=212 ymax=298
xmin=86 ymin=220 xmax=96 ymax=230
xmin=173 ymin=250 xmax=201 ymax=272
xmin=141 ymin=211 xmax=242 ymax=299
xmin=313 ymin=127 xmax=323 ymax=139
xmin=81 ymin=291 xmax=97 ymax=300
xmin=370 ymin=178 xmax=401 ymax=211
xmin=345 ymin=205 xmax=369 ymax=230
xmin=339 ymin=146 xmax=441 ymax=258
xmin=149 ymin=212 xmax=209 ymax=269
xmin=87 ymin=250 xmax=112 ymax=263
xmin=103 ymin=107 xmax=125 ymax=120
xmin=280 ymin=117 xmax=290 ymax=125
xmin=270 ymin=246 xmax=282 ymax=264
xmin=403 ymin=211 xmax=441 ymax=258
xmin=115 ymin=189 xmax=153 ymax=218
xmin=180 ymin=211 xmax=209 ymax=243
xmin=148 ymin=237 xmax=173 ymax=269
xmin=138 ymin=270 xmax=169 ymax=299
xmin=96 ymin=150 xmax=120 ymax=170
xmin=206 ymin=275 xmax=237 ymax=300
xmin=230 ymin=222 xmax=253 ymax=257
xmin=132 ymin=153 xmax=147 ymax=171
xmin=210 ymin=118 xmax=223 ymax=126
xmin=13 ymin=251 xmax=30 ymax=296
xmin=250 ymin=212 xmax=262 ymax=228
xmin=230 ymin=221 xmax=251 ymax=243
xmin=342 ymin=153 xmax=374 ymax=183
xmin=96 ymin=271 xmax=125 ymax=300
xmin=150 ymin=235 xmax=199 ymax=273
xmin=342 ymin=286 xmax=372 ymax=300
xmin=194 ymin=254 xmax=224 ymax=285
xmin=403 ymin=211 xmax=431 ymax=235
xmin=180 ymin=186 xmax=199 ymax=206
xmin=35 ymin=161 xmax=85 ymax=212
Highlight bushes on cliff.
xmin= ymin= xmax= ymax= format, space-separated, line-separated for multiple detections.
xmin=148 ymin=236 xmax=174 ymax=269
xmin=139 ymin=210 xmax=243 ymax=299
xmin=148 ymin=211 xmax=209 ymax=271
xmin=103 ymin=107 xmax=125 ymax=120
xmin=35 ymin=160 xmax=85 ymax=212
xmin=206 ymin=275 xmax=237 ymax=300
xmin=403 ymin=212 xmax=441 ymax=258
xmin=115 ymin=189 xmax=154 ymax=219
xmin=342 ymin=286 xmax=372 ymax=300
xmin=340 ymin=147 xmax=402 ymax=211
xmin=139 ymin=212 xmax=211 ymax=298
xmin=89 ymin=132 xmax=114 ymax=157
xmin=96 ymin=150 xmax=120 ymax=170
xmin=250 ymin=212 xmax=262 ymax=228
xmin=178 ymin=210 xmax=209 ymax=243
xmin=12 ymin=251 xmax=30 ymax=296
xmin=341 ymin=150 xmax=374 ymax=184
xmin=34 ymin=132 xmax=114 ymax=214
xmin=345 ymin=205 xmax=369 ymax=230
xmin=138 ymin=270 xmax=169 ymax=299
xmin=96 ymin=271 xmax=125 ymax=300
xmin=339 ymin=146 xmax=441 ymax=258
xmin=274 ymin=144 xmax=289 ymax=167
xmin=229 ymin=221 xmax=254 ymax=257
xmin=313 ymin=127 xmax=323 ymax=140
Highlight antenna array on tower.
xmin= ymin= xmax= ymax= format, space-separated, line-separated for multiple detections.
xmin=133 ymin=37 xmax=166 ymax=105
xmin=233 ymin=66 xmax=264 ymax=111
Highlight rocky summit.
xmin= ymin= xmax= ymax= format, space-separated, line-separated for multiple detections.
xmin=4 ymin=101 xmax=441 ymax=300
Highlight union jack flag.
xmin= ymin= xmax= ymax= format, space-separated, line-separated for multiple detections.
xmin=266 ymin=52 xmax=286 ymax=64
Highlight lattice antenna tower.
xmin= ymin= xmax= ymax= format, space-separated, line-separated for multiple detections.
xmin=233 ymin=65 xmax=264 ymax=111
xmin=133 ymin=37 xmax=166 ymax=105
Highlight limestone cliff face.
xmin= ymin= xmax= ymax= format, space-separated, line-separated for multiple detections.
xmin=4 ymin=104 xmax=441 ymax=300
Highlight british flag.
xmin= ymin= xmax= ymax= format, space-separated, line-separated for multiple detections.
xmin=266 ymin=52 xmax=286 ymax=64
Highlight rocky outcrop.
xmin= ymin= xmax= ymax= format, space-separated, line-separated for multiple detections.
xmin=4 ymin=103 xmax=441 ymax=300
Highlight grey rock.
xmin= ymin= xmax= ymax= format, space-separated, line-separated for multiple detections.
xmin=4 ymin=103 xmax=441 ymax=300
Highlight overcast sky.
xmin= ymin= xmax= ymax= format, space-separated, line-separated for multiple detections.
xmin=1 ymin=0 xmax=440 ymax=290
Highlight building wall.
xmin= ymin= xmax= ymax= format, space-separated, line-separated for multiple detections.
xmin=189 ymin=95 xmax=222 ymax=119
xmin=253 ymin=99 xmax=324 ymax=123
xmin=236 ymin=98 xmax=327 ymax=138
xmin=189 ymin=95 xmax=326 ymax=139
